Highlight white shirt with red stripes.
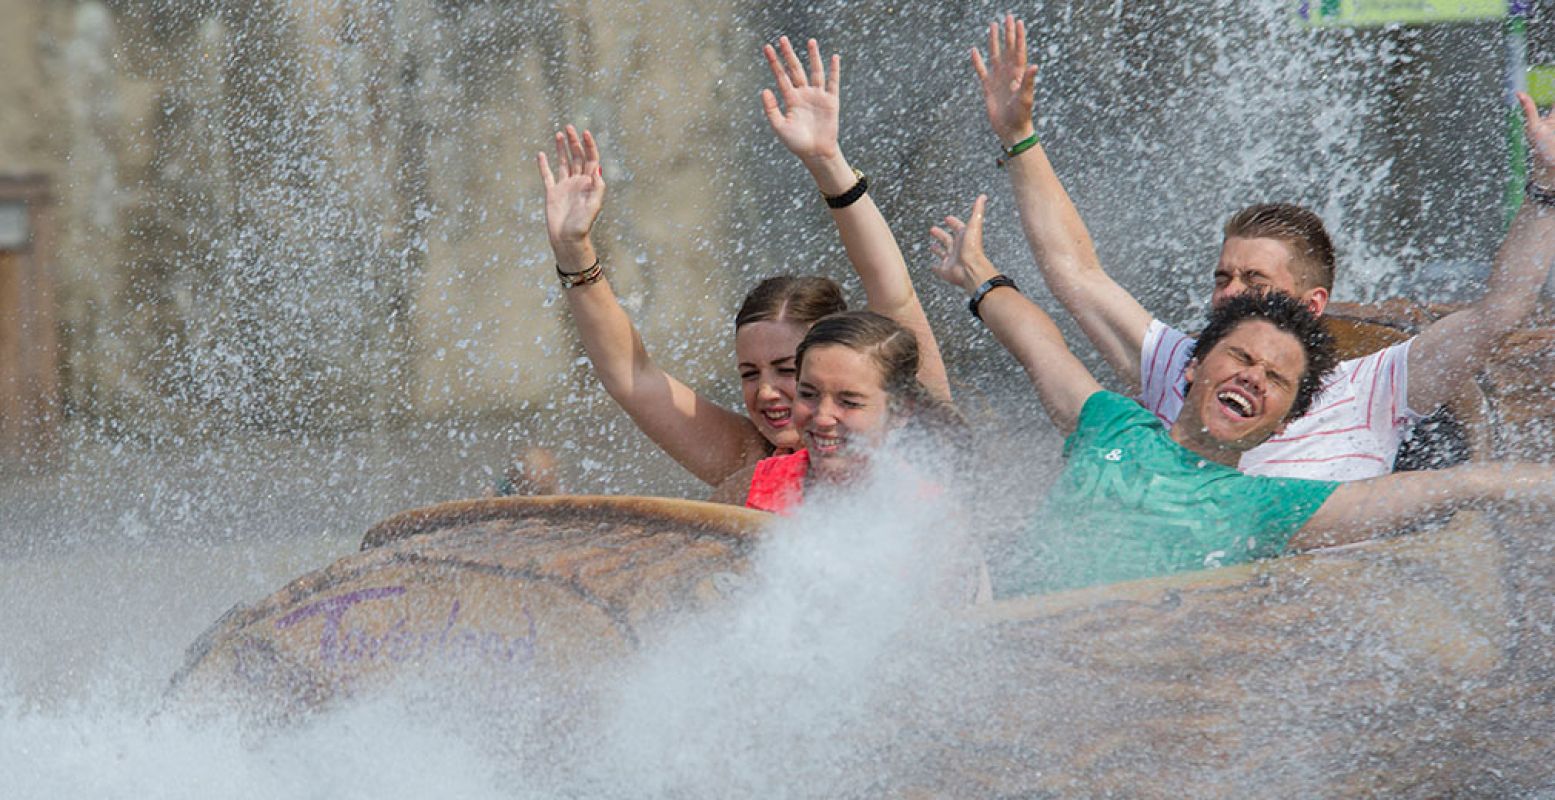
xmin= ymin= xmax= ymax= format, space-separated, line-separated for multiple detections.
xmin=1137 ymin=319 xmax=1421 ymax=481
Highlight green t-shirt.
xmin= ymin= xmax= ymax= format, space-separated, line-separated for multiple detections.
xmin=997 ymin=391 xmax=1340 ymax=597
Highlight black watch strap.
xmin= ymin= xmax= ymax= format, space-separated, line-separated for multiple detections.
xmin=969 ymin=275 xmax=1018 ymax=320
xmin=1527 ymin=180 xmax=1555 ymax=207
xmin=823 ymin=169 xmax=869 ymax=209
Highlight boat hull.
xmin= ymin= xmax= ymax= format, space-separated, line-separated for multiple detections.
xmin=170 ymin=495 xmax=1555 ymax=795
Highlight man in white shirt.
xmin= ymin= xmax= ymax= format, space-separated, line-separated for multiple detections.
xmin=971 ymin=15 xmax=1555 ymax=480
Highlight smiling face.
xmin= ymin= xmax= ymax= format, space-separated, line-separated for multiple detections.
xmin=794 ymin=344 xmax=896 ymax=483
xmin=735 ymin=320 xmax=809 ymax=451
xmin=1173 ymin=319 xmax=1307 ymax=464
xmin=1213 ymin=237 xmax=1328 ymax=315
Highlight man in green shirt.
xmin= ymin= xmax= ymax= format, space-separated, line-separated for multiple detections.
xmin=931 ymin=195 xmax=1555 ymax=597
xmin=1010 ymin=389 xmax=1338 ymax=595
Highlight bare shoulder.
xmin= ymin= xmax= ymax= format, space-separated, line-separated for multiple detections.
xmin=707 ymin=461 xmax=760 ymax=507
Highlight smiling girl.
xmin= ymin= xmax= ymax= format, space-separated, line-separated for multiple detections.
xmin=536 ymin=38 xmax=946 ymax=489
xmin=728 ymin=311 xmax=966 ymax=513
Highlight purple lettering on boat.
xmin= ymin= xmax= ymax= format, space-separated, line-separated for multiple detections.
xmin=263 ymin=585 xmax=538 ymax=669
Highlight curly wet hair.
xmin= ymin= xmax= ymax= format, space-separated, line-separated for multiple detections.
xmin=1188 ymin=291 xmax=1337 ymax=421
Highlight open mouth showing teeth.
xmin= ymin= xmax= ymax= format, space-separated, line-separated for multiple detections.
xmin=810 ymin=434 xmax=843 ymax=450
xmin=762 ymin=409 xmax=791 ymax=424
xmin=1217 ymin=390 xmax=1255 ymax=418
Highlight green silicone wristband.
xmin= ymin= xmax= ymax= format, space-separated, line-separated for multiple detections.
xmin=996 ymin=132 xmax=1040 ymax=168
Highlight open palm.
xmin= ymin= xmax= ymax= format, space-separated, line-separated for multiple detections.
xmin=972 ymin=14 xmax=1038 ymax=142
xmin=761 ymin=36 xmax=840 ymax=163
xmin=537 ymin=125 xmax=606 ymax=246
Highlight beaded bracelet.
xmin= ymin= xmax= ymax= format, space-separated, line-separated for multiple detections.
xmin=556 ymin=258 xmax=603 ymax=289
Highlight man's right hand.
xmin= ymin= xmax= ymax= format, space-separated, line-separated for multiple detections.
xmin=1519 ymin=90 xmax=1555 ymax=189
xmin=536 ymin=125 xmax=606 ymax=267
xmin=972 ymin=14 xmax=1039 ymax=146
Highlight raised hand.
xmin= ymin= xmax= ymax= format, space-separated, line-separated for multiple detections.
xmin=930 ymin=194 xmax=1000 ymax=294
xmin=761 ymin=36 xmax=841 ymax=166
xmin=536 ymin=125 xmax=606 ymax=265
xmin=971 ymin=14 xmax=1039 ymax=146
xmin=1519 ymin=91 xmax=1555 ymax=187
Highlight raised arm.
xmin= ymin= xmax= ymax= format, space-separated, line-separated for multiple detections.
xmin=762 ymin=36 xmax=951 ymax=403
xmin=973 ymin=15 xmax=1153 ymax=389
xmin=930 ymin=195 xmax=1102 ymax=434
xmin=1407 ymin=92 xmax=1555 ymax=412
xmin=1292 ymin=461 xmax=1555 ymax=551
xmin=538 ymin=126 xmax=768 ymax=486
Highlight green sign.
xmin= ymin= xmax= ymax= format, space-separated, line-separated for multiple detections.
xmin=1529 ymin=65 xmax=1555 ymax=107
xmin=1300 ymin=0 xmax=1507 ymax=26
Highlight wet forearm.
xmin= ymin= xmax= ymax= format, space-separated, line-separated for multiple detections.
xmin=809 ymin=152 xmax=912 ymax=311
xmin=1293 ymin=463 xmax=1555 ymax=551
xmin=1481 ymin=201 xmax=1555 ymax=322
xmin=550 ymin=237 xmax=647 ymax=395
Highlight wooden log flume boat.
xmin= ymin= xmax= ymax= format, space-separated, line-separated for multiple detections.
xmin=169 ymin=307 xmax=1555 ymax=796
xmin=169 ymin=495 xmax=1555 ymax=795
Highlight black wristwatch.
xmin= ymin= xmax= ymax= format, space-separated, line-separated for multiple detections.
xmin=823 ymin=168 xmax=869 ymax=209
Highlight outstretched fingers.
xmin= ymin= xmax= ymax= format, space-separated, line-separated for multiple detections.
xmin=929 ymin=218 xmax=973 ymax=290
xmin=1519 ymin=91 xmax=1551 ymax=138
xmin=970 ymin=193 xmax=988 ymax=224
xmin=929 ymin=195 xmax=994 ymax=291
xmin=767 ymin=36 xmax=838 ymax=97
xmin=553 ymin=131 xmax=573 ymax=175
xmin=536 ymin=152 xmax=555 ymax=187
xmin=971 ymin=47 xmax=989 ymax=83
xmin=928 ymin=225 xmax=956 ymax=280
xmin=779 ymin=35 xmax=808 ymax=87
xmin=544 ymin=126 xmax=603 ymax=184
xmin=806 ymin=38 xmax=825 ymax=89
xmin=564 ymin=125 xmax=588 ymax=171
xmin=945 ymin=196 xmax=988 ymax=250
xmin=763 ymin=42 xmax=794 ymax=96
xmin=1519 ymin=90 xmax=1539 ymax=125
xmin=581 ymin=129 xmax=602 ymax=175
xmin=760 ymin=88 xmax=784 ymax=128
xmin=1519 ymin=91 xmax=1555 ymax=173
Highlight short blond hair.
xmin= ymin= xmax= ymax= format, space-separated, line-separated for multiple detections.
xmin=1224 ymin=203 xmax=1336 ymax=292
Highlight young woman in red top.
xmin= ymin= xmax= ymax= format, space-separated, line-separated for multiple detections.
xmin=718 ymin=311 xmax=965 ymax=513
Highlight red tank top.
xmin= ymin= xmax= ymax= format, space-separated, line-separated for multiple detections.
xmin=745 ymin=450 xmax=810 ymax=514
